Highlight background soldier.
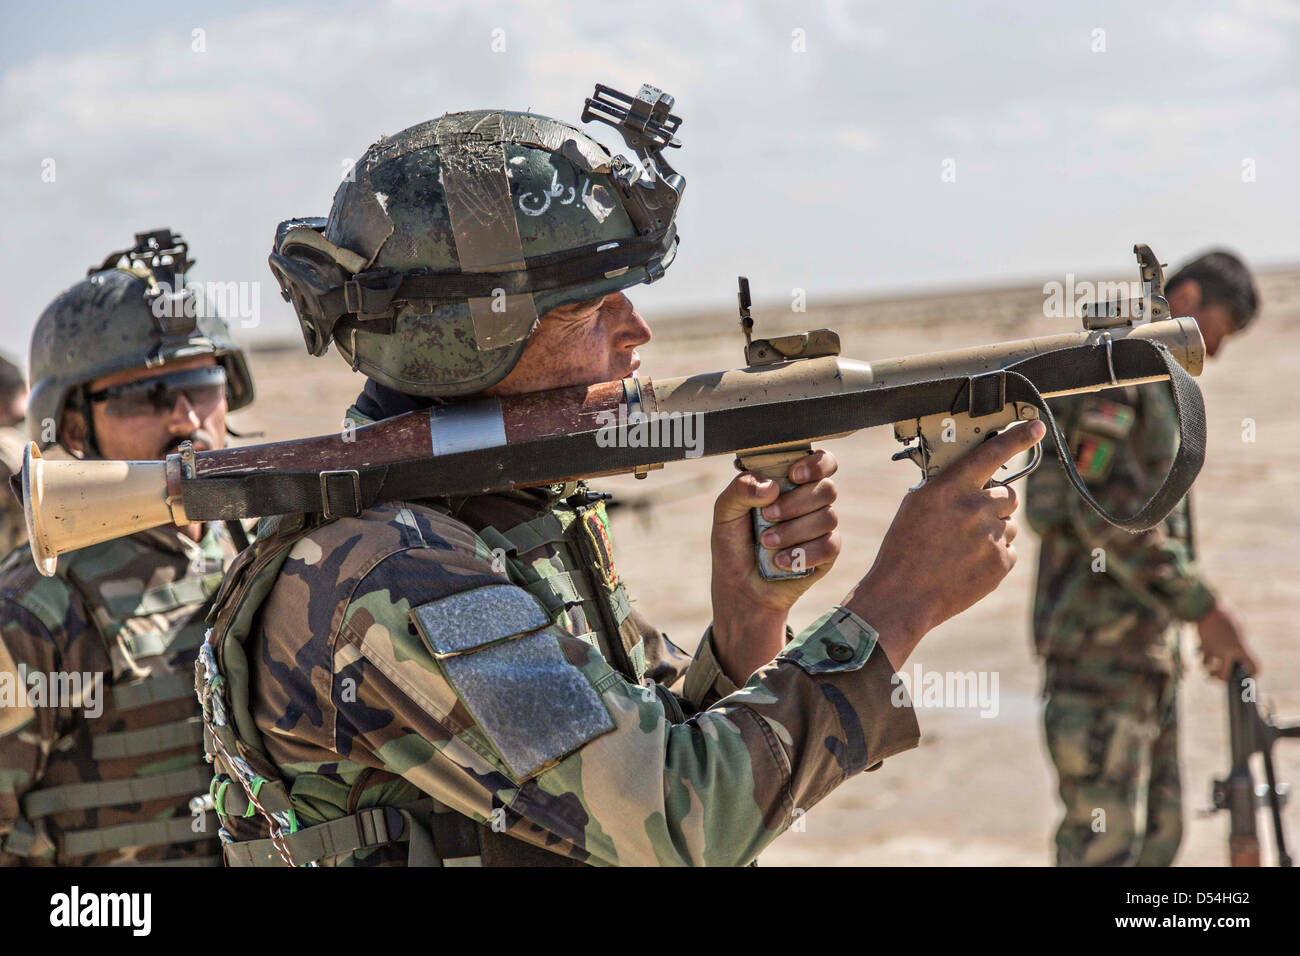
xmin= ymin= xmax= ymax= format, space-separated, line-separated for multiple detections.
xmin=0 ymin=231 xmax=255 ymax=865
xmin=0 ymin=354 xmax=28 ymax=555
xmin=198 ymin=96 xmax=1040 ymax=867
xmin=1027 ymin=250 xmax=1260 ymax=866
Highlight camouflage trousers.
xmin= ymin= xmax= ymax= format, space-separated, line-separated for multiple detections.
xmin=1042 ymin=661 xmax=1182 ymax=866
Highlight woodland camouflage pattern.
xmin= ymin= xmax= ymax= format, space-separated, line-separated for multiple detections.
xmin=0 ymin=427 xmax=25 ymax=556
xmin=1027 ymin=382 xmax=1213 ymax=866
xmin=0 ymin=525 xmax=233 ymax=865
xmin=1042 ymin=666 xmax=1181 ymax=866
xmin=209 ymin=99 xmax=919 ymax=865
xmin=211 ymin=478 xmax=920 ymax=866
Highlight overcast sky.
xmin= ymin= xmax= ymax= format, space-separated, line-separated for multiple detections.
xmin=2 ymin=0 xmax=1297 ymax=357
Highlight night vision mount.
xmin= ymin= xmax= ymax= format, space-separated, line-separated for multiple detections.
xmin=89 ymin=228 xmax=199 ymax=362
xmin=582 ymin=83 xmax=685 ymax=238
xmin=90 ymin=228 xmax=194 ymax=291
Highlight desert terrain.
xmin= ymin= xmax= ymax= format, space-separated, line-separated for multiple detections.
xmin=233 ymin=267 xmax=1300 ymax=866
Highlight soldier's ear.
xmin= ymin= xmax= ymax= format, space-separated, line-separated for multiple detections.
xmin=60 ymin=408 xmax=87 ymax=455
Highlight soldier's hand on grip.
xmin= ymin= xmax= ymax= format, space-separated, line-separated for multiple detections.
xmin=711 ymin=448 xmax=841 ymax=613
xmin=845 ymin=420 xmax=1045 ymax=665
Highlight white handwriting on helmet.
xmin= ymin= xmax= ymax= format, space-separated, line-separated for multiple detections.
xmin=518 ymin=171 xmax=601 ymax=218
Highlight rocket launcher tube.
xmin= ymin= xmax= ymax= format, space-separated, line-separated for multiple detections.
xmin=22 ymin=316 xmax=1204 ymax=575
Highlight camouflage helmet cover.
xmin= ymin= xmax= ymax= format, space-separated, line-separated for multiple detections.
xmin=269 ymin=83 xmax=685 ymax=397
xmin=27 ymin=229 xmax=254 ymax=448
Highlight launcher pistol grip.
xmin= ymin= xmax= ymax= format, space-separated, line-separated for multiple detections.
xmin=736 ymin=445 xmax=814 ymax=581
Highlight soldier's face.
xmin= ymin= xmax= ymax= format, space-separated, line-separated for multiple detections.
xmin=1166 ymin=280 xmax=1237 ymax=359
xmin=1193 ymin=304 xmax=1236 ymax=359
xmin=63 ymin=354 xmax=229 ymax=460
xmin=485 ymin=292 xmax=652 ymax=395
xmin=0 ymin=388 xmax=25 ymax=429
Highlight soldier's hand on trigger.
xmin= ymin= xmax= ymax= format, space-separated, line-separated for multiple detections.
xmin=710 ymin=448 xmax=842 ymax=613
xmin=1196 ymin=605 xmax=1259 ymax=681
xmin=843 ymin=420 xmax=1046 ymax=667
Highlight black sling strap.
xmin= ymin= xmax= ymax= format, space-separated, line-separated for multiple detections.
xmin=179 ymin=337 xmax=1204 ymax=535
xmin=998 ymin=341 xmax=1204 ymax=532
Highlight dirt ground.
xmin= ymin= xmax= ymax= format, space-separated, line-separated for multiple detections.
xmin=235 ymin=268 xmax=1300 ymax=866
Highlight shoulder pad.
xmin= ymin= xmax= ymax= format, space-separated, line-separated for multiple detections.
xmin=409 ymin=583 xmax=614 ymax=780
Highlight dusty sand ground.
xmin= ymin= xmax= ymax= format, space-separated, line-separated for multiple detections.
xmin=235 ymin=268 xmax=1300 ymax=866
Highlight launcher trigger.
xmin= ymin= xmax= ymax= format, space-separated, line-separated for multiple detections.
xmin=893 ymin=402 xmax=1041 ymax=487
xmin=990 ymin=437 xmax=1043 ymax=487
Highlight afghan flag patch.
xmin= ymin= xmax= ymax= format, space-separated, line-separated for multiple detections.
xmin=1077 ymin=399 xmax=1136 ymax=440
xmin=1073 ymin=435 xmax=1117 ymax=482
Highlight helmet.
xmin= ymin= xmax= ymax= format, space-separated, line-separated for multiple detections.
xmin=268 ymin=82 xmax=686 ymax=398
xmin=28 ymin=229 xmax=255 ymax=450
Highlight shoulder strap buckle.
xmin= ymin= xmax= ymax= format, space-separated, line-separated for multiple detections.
xmin=343 ymin=270 xmax=402 ymax=317
xmin=319 ymin=469 xmax=362 ymax=519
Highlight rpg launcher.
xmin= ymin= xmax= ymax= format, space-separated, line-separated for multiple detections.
xmin=23 ymin=244 xmax=1205 ymax=580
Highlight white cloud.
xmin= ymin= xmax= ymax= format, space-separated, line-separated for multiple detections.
xmin=830 ymin=126 xmax=880 ymax=155
xmin=1 ymin=0 xmax=1296 ymax=353
xmin=1193 ymin=11 xmax=1289 ymax=58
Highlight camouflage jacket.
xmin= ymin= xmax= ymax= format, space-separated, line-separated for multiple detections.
xmin=211 ymin=482 xmax=920 ymax=867
xmin=1026 ymin=383 xmax=1216 ymax=674
xmin=0 ymin=524 xmax=234 ymax=865
xmin=0 ymin=427 xmax=26 ymax=557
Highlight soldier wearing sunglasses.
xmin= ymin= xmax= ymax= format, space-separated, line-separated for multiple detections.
xmin=0 ymin=230 xmax=255 ymax=865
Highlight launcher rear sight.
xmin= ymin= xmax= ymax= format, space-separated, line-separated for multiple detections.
xmin=1082 ymin=242 xmax=1170 ymax=330
xmin=732 ymin=275 xmax=844 ymax=581
xmin=736 ymin=276 xmax=842 ymax=368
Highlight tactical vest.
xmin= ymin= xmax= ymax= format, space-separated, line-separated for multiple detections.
xmin=199 ymin=491 xmax=665 ymax=867
xmin=0 ymin=528 xmax=228 ymax=865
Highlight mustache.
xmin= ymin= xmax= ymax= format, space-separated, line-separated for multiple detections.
xmin=162 ymin=429 xmax=216 ymax=457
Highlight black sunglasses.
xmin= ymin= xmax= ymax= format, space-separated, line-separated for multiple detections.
xmin=85 ymin=366 xmax=228 ymax=418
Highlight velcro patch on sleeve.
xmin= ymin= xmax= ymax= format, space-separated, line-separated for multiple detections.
xmin=414 ymin=585 xmax=550 ymax=658
xmin=410 ymin=585 xmax=615 ymax=779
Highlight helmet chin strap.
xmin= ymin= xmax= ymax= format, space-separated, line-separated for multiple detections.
xmin=64 ymin=387 xmax=102 ymax=460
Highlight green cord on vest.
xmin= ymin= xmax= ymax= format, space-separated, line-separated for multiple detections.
xmin=213 ymin=778 xmax=230 ymax=819
xmin=246 ymin=776 xmax=266 ymax=819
